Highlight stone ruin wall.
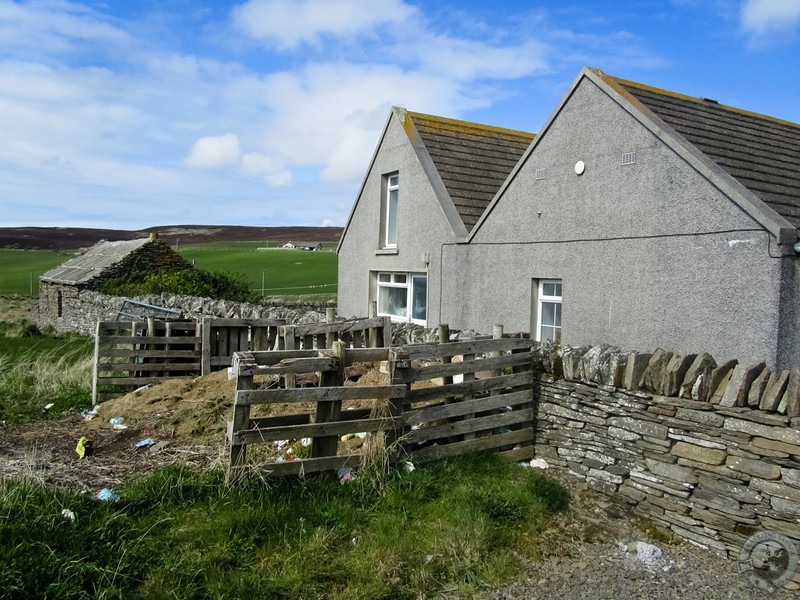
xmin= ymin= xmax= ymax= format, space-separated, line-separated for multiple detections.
xmin=532 ymin=344 xmax=800 ymax=587
xmin=32 ymin=290 xmax=335 ymax=336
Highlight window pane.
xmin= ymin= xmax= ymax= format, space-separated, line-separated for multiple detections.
xmin=540 ymin=325 xmax=556 ymax=342
xmin=379 ymin=285 xmax=407 ymax=317
xmin=554 ymin=283 xmax=562 ymax=297
xmin=554 ymin=302 xmax=561 ymax=327
xmin=378 ymin=273 xmax=390 ymax=283
xmin=386 ymin=189 xmax=398 ymax=246
xmin=412 ymin=276 xmax=427 ymax=321
xmin=541 ymin=302 xmax=556 ymax=327
xmin=394 ymin=273 xmax=406 ymax=284
xmin=389 ymin=175 xmax=399 ymax=187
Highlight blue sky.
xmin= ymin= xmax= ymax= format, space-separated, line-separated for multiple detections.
xmin=1 ymin=0 xmax=799 ymax=230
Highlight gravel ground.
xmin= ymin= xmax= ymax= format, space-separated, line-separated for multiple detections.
xmin=476 ymin=471 xmax=799 ymax=600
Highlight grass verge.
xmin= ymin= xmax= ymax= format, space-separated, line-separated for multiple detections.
xmin=0 ymin=324 xmax=94 ymax=423
xmin=0 ymin=453 xmax=569 ymax=600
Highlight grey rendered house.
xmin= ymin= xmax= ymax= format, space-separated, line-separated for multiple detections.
xmin=338 ymin=67 xmax=800 ymax=369
xmin=337 ymin=106 xmax=534 ymax=326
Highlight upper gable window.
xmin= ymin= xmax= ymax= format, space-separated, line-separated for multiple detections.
xmin=383 ymin=173 xmax=399 ymax=248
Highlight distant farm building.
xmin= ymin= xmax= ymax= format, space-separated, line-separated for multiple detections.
xmin=280 ymin=241 xmax=323 ymax=251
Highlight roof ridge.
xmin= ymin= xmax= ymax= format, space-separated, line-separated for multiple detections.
xmin=407 ymin=110 xmax=535 ymax=139
xmin=595 ymin=69 xmax=800 ymax=131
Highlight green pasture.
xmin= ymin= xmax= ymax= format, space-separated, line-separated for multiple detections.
xmin=0 ymin=249 xmax=78 ymax=296
xmin=175 ymin=242 xmax=338 ymax=296
xmin=0 ymin=242 xmax=338 ymax=297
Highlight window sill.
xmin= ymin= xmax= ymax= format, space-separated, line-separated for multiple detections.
xmin=375 ymin=248 xmax=398 ymax=255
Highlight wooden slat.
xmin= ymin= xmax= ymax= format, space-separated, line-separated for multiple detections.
xmin=498 ymin=445 xmax=535 ymax=462
xmin=96 ymin=376 xmax=189 ymax=386
xmin=236 ymin=384 xmax=407 ymax=405
xmin=232 ymin=417 xmax=399 ymax=444
xmin=248 ymin=350 xmax=320 ymax=365
xmin=285 ymin=317 xmax=385 ymax=337
xmin=252 ymin=454 xmax=362 ymax=477
xmin=99 ymin=349 xmax=200 ymax=359
xmin=210 ymin=318 xmax=284 ymax=327
xmin=408 ymin=428 xmax=533 ymax=463
xmin=404 ymin=352 xmax=531 ymax=381
xmin=404 ymin=389 xmax=532 ymax=425
xmin=96 ymin=362 xmax=201 ymax=372
xmin=404 ymin=408 xmax=533 ymax=445
xmin=404 ymin=371 xmax=533 ymax=404
xmin=99 ymin=335 xmax=201 ymax=345
xmin=239 ymin=357 xmax=337 ymax=376
xmin=341 ymin=348 xmax=391 ymax=365
xmin=249 ymin=414 xmax=312 ymax=429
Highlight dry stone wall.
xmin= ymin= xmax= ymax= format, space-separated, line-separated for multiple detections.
xmin=533 ymin=343 xmax=800 ymax=582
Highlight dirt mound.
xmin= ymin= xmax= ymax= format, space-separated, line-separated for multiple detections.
xmin=0 ymin=363 xmax=393 ymax=494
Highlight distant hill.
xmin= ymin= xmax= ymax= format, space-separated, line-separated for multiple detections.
xmin=0 ymin=225 xmax=343 ymax=250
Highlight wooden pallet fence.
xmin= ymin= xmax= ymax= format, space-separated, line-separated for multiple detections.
xmin=227 ymin=328 xmax=536 ymax=477
xmin=92 ymin=318 xmax=201 ymax=401
xmin=200 ymin=317 xmax=285 ymax=374
xmin=228 ymin=343 xmax=400 ymax=476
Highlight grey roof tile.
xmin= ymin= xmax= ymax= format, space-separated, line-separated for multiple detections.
xmin=408 ymin=112 xmax=534 ymax=231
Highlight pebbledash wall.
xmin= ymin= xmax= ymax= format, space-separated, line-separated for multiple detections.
xmin=532 ymin=343 xmax=800 ymax=582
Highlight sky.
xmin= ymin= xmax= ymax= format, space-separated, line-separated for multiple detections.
xmin=1 ymin=0 xmax=799 ymax=231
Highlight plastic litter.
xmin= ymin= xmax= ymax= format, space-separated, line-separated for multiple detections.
xmin=44 ymin=403 xmax=55 ymax=411
xmin=300 ymin=437 xmax=312 ymax=447
xmin=529 ymin=458 xmax=549 ymax=469
xmin=61 ymin=509 xmax=76 ymax=522
xmin=149 ymin=441 xmax=170 ymax=453
xmin=403 ymin=461 xmax=415 ymax=473
xmin=96 ymin=488 xmax=120 ymax=502
xmin=75 ymin=437 xmax=92 ymax=459
xmin=109 ymin=417 xmax=127 ymax=430
xmin=81 ymin=405 xmax=100 ymax=421
xmin=338 ymin=467 xmax=355 ymax=483
xmin=134 ymin=438 xmax=155 ymax=448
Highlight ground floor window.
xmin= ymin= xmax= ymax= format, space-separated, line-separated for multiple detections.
xmin=377 ymin=272 xmax=427 ymax=324
xmin=537 ymin=279 xmax=562 ymax=342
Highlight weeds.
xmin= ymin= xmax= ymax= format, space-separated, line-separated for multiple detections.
xmin=1 ymin=453 xmax=569 ymax=600
xmin=0 ymin=339 xmax=93 ymax=423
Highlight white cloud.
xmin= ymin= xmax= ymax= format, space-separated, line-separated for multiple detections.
xmin=184 ymin=133 xmax=241 ymax=168
xmin=239 ymin=152 xmax=292 ymax=185
xmin=741 ymin=0 xmax=800 ymax=37
xmin=232 ymin=0 xmax=417 ymax=49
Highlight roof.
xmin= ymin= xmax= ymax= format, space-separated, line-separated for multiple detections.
xmin=406 ymin=111 xmax=535 ymax=232
xmin=601 ymin=72 xmax=800 ymax=229
xmin=41 ymin=238 xmax=152 ymax=285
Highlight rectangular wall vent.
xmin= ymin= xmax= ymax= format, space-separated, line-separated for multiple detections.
xmin=535 ymin=168 xmax=547 ymax=180
xmin=622 ymin=151 xmax=636 ymax=166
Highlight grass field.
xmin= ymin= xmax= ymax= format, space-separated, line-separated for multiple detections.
xmin=175 ymin=242 xmax=337 ymax=296
xmin=0 ymin=243 xmax=338 ymax=297
xmin=0 ymin=249 xmax=79 ymax=296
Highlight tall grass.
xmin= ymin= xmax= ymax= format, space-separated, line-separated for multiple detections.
xmin=0 ymin=339 xmax=93 ymax=423
xmin=1 ymin=453 xmax=569 ymax=600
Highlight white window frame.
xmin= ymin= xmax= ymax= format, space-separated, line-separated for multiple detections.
xmin=536 ymin=279 xmax=562 ymax=343
xmin=384 ymin=173 xmax=399 ymax=248
xmin=376 ymin=271 xmax=427 ymax=325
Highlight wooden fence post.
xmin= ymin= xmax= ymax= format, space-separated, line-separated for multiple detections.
xmin=229 ymin=352 xmax=256 ymax=470
xmin=387 ymin=347 xmax=411 ymax=447
xmin=282 ymin=326 xmax=296 ymax=388
xmin=326 ymin=308 xmax=336 ymax=348
xmin=91 ymin=321 xmax=101 ymax=404
xmin=382 ymin=316 xmax=392 ymax=348
xmin=311 ymin=341 xmax=345 ymax=466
